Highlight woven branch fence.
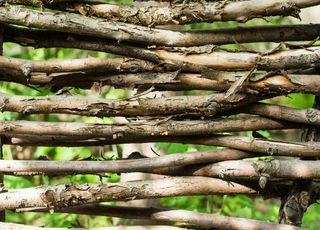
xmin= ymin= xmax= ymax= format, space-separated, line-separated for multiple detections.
xmin=0 ymin=0 xmax=320 ymax=229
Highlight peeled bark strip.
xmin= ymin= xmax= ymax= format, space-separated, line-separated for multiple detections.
xmin=0 ymin=92 xmax=260 ymax=117
xmin=9 ymin=0 xmax=320 ymax=26
xmin=0 ymin=223 xmax=186 ymax=230
xmin=0 ymin=177 xmax=270 ymax=211
xmin=19 ymin=205 xmax=303 ymax=230
xmin=0 ymin=118 xmax=297 ymax=139
xmin=0 ymin=149 xmax=254 ymax=175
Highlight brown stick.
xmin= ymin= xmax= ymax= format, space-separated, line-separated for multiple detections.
xmin=6 ymin=135 xmax=320 ymax=158
xmin=4 ymin=158 xmax=320 ymax=181
xmin=0 ymin=92 xmax=260 ymax=117
xmin=0 ymin=118 xmax=297 ymax=139
xmin=8 ymin=0 xmax=320 ymax=26
xmin=157 ymin=159 xmax=320 ymax=180
xmin=2 ymin=4 xmax=320 ymax=48
xmin=239 ymin=103 xmax=320 ymax=125
xmin=10 ymin=71 xmax=320 ymax=96
xmin=0 ymin=56 xmax=159 ymax=75
xmin=0 ymin=149 xmax=255 ymax=175
xmin=0 ymin=223 xmax=187 ymax=230
xmin=0 ymin=22 xmax=5 ymax=223
xmin=4 ymin=24 xmax=320 ymax=72
xmin=17 ymin=204 xmax=303 ymax=230
xmin=0 ymin=176 xmax=286 ymax=211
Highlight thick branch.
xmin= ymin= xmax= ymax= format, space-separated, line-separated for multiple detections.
xmin=4 ymin=23 xmax=320 ymax=60
xmin=18 ymin=204 xmax=303 ymax=230
xmin=239 ymin=103 xmax=320 ymax=125
xmin=10 ymin=71 xmax=320 ymax=95
xmin=6 ymin=135 xmax=320 ymax=158
xmin=0 ymin=223 xmax=185 ymax=230
xmin=0 ymin=92 xmax=261 ymax=117
xmin=4 ymin=158 xmax=320 ymax=181
xmin=154 ymin=46 xmax=320 ymax=71
xmin=0 ymin=56 xmax=159 ymax=75
xmin=0 ymin=149 xmax=255 ymax=175
xmin=1 ymin=5 xmax=320 ymax=47
xmin=3 ymin=24 xmax=320 ymax=71
xmin=0 ymin=118 xmax=297 ymax=139
xmin=9 ymin=0 xmax=320 ymax=26
xmin=0 ymin=177 xmax=280 ymax=211
xmin=158 ymin=159 xmax=320 ymax=180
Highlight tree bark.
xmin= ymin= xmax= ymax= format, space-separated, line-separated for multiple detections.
xmin=1 ymin=4 xmax=320 ymax=47
xmin=0 ymin=92 xmax=260 ymax=117
xmin=0 ymin=118 xmax=298 ymax=138
xmin=0 ymin=223 xmax=186 ymax=230
xmin=0 ymin=177 xmax=282 ymax=211
xmin=7 ymin=0 xmax=320 ymax=26
xmin=17 ymin=204 xmax=303 ymax=230
xmin=7 ymin=135 xmax=320 ymax=158
xmin=0 ymin=148 xmax=253 ymax=175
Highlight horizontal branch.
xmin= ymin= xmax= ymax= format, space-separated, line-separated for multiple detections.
xmin=3 ymin=157 xmax=320 ymax=181
xmin=0 ymin=92 xmax=261 ymax=117
xmin=19 ymin=72 xmax=320 ymax=95
xmin=6 ymin=135 xmax=320 ymax=158
xmin=240 ymin=103 xmax=320 ymax=125
xmin=0 ymin=149 xmax=255 ymax=175
xmin=4 ymin=24 xmax=320 ymax=71
xmin=0 ymin=117 xmax=297 ymax=139
xmin=1 ymin=4 xmax=320 ymax=48
xmin=18 ymin=204 xmax=302 ymax=230
xmin=0 ymin=56 xmax=159 ymax=75
xmin=2 ymin=93 xmax=320 ymax=126
xmin=9 ymin=0 xmax=320 ymax=26
xmin=159 ymin=159 xmax=320 ymax=180
xmin=0 ymin=176 xmax=286 ymax=211
xmin=154 ymin=46 xmax=320 ymax=71
xmin=0 ymin=223 xmax=185 ymax=230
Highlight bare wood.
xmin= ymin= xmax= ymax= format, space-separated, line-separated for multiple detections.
xmin=0 ymin=177 xmax=275 ymax=211
xmin=0 ymin=92 xmax=261 ymax=117
xmin=0 ymin=223 xmax=186 ymax=230
xmin=0 ymin=149 xmax=254 ymax=175
xmin=9 ymin=0 xmax=320 ymax=26
xmin=0 ymin=118 xmax=297 ymax=139
xmin=18 ymin=205 xmax=303 ymax=230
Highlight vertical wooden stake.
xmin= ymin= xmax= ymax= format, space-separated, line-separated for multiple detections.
xmin=0 ymin=23 xmax=5 ymax=222
xmin=0 ymin=137 xmax=5 ymax=222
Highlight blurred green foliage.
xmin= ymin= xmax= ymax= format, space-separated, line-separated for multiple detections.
xmin=0 ymin=6 xmax=319 ymax=230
